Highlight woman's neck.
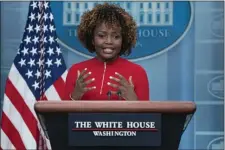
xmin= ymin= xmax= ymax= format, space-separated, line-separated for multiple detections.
xmin=95 ymin=55 xmax=119 ymax=63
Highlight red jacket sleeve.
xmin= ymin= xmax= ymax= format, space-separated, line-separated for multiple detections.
xmin=64 ymin=65 xmax=78 ymax=100
xmin=134 ymin=66 xmax=150 ymax=101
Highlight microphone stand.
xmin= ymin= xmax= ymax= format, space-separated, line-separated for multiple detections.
xmin=117 ymin=91 xmax=122 ymax=100
xmin=107 ymin=91 xmax=112 ymax=100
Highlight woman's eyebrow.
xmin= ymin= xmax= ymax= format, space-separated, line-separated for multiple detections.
xmin=97 ymin=31 xmax=107 ymax=33
xmin=96 ymin=31 xmax=121 ymax=34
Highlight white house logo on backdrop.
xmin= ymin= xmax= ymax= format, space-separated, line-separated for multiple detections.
xmin=207 ymin=75 xmax=224 ymax=100
xmin=207 ymin=137 xmax=224 ymax=150
xmin=51 ymin=1 xmax=193 ymax=61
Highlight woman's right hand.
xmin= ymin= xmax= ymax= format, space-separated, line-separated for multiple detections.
xmin=71 ymin=68 xmax=96 ymax=100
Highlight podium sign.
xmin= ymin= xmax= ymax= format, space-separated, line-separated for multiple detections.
xmin=68 ymin=113 xmax=161 ymax=146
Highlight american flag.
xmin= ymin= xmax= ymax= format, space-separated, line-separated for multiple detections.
xmin=0 ymin=1 xmax=67 ymax=149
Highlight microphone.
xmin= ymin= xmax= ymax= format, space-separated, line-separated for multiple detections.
xmin=117 ymin=90 xmax=122 ymax=100
xmin=107 ymin=91 xmax=112 ymax=100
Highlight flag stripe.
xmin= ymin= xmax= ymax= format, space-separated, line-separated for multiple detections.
xmin=62 ymin=70 xmax=68 ymax=82
xmin=0 ymin=129 xmax=15 ymax=149
xmin=5 ymin=79 xmax=38 ymax=142
xmin=53 ymin=77 xmax=65 ymax=99
xmin=45 ymin=84 xmax=61 ymax=101
xmin=9 ymin=64 xmax=37 ymax=118
xmin=3 ymin=94 xmax=37 ymax=149
xmin=1 ymin=112 xmax=26 ymax=149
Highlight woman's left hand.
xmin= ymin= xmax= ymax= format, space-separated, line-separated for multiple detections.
xmin=107 ymin=72 xmax=138 ymax=101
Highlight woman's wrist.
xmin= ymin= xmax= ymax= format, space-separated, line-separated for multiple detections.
xmin=126 ymin=94 xmax=138 ymax=101
xmin=70 ymin=92 xmax=82 ymax=100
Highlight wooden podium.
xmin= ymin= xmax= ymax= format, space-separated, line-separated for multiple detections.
xmin=34 ymin=101 xmax=196 ymax=150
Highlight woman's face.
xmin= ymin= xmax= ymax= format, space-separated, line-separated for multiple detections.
xmin=93 ymin=23 xmax=122 ymax=62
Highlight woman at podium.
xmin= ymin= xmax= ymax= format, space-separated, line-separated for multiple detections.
xmin=64 ymin=3 xmax=150 ymax=101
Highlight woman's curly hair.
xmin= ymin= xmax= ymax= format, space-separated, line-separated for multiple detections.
xmin=77 ymin=3 xmax=137 ymax=56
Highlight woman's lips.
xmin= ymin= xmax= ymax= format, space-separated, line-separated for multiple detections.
xmin=103 ymin=48 xmax=114 ymax=54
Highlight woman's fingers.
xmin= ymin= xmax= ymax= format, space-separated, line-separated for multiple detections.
xmin=128 ymin=76 xmax=134 ymax=87
xmin=84 ymin=86 xmax=96 ymax=92
xmin=107 ymin=82 xmax=119 ymax=88
xmin=77 ymin=68 xmax=88 ymax=81
xmin=82 ymin=71 xmax=92 ymax=80
xmin=82 ymin=78 xmax=95 ymax=87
